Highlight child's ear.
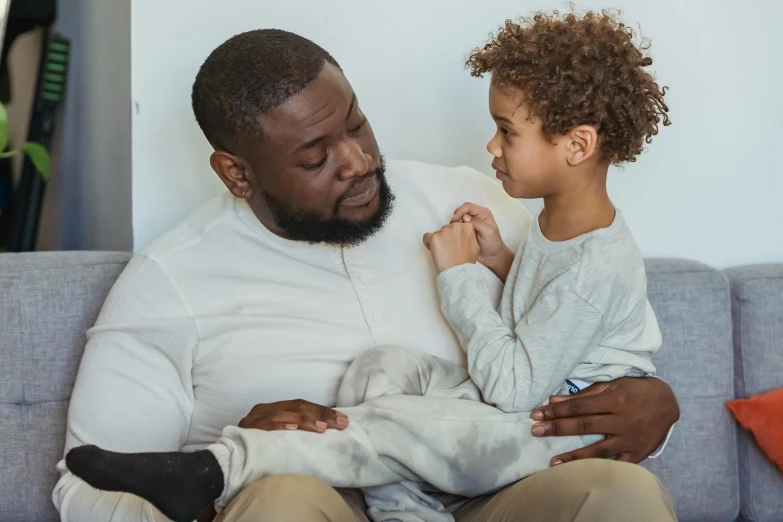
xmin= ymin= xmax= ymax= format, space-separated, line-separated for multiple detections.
xmin=565 ymin=125 xmax=599 ymax=166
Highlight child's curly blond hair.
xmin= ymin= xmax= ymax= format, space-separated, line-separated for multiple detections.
xmin=467 ymin=10 xmax=670 ymax=165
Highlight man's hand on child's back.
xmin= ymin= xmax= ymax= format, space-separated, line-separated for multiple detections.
xmin=451 ymin=203 xmax=515 ymax=282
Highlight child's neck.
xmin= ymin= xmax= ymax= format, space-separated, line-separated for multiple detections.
xmin=539 ymin=165 xmax=614 ymax=242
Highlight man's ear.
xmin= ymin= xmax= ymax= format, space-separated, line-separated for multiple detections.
xmin=564 ymin=125 xmax=599 ymax=167
xmin=210 ymin=151 xmax=252 ymax=199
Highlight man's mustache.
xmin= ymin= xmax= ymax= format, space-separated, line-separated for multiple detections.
xmin=334 ymin=166 xmax=384 ymax=210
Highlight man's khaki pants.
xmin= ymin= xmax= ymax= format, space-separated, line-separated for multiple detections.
xmin=216 ymin=459 xmax=677 ymax=522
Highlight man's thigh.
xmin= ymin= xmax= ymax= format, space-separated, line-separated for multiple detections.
xmin=452 ymin=459 xmax=677 ymax=522
xmin=217 ymin=474 xmax=369 ymax=522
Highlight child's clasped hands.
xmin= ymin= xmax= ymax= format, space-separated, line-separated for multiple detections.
xmin=423 ymin=202 xmax=507 ymax=274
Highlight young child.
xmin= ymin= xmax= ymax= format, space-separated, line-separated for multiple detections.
xmin=65 ymin=10 xmax=670 ymax=522
xmin=424 ymin=7 xmax=671 ymax=413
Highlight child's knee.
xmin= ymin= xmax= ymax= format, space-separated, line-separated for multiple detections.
xmin=349 ymin=345 xmax=423 ymax=376
xmin=337 ymin=346 xmax=427 ymax=406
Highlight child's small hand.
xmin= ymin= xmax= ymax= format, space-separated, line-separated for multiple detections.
xmin=451 ymin=203 xmax=508 ymax=262
xmin=451 ymin=203 xmax=515 ymax=282
xmin=423 ymin=223 xmax=480 ymax=273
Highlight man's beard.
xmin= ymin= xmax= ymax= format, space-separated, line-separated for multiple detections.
xmin=263 ymin=157 xmax=395 ymax=248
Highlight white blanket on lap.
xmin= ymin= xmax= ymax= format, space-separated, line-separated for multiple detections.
xmin=208 ymin=345 xmax=589 ymax=522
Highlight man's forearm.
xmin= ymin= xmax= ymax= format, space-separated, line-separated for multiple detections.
xmin=646 ymin=375 xmax=679 ymax=459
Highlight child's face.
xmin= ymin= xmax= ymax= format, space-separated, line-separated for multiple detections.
xmin=486 ymin=83 xmax=567 ymax=199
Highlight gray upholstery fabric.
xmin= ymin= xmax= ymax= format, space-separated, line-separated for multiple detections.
xmin=725 ymin=265 xmax=783 ymax=522
xmin=642 ymin=259 xmax=739 ymax=522
xmin=0 ymin=252 xmax=130 ymax=522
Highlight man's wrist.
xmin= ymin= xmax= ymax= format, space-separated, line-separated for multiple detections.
xmin=646 ymin=375 xmax=678 ymax=459
xmin=648 ymin=424 xmax=674 ymax=459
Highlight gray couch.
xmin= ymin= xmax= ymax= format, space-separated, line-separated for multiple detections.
xmin=1 ymin=252 xmax=781 ymax=522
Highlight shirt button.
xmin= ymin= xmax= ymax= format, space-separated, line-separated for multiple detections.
xmin=372 ymin=312 xmax=383 ymax=323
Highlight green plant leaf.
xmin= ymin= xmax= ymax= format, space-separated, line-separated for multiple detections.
xmin=21 ymin=142 xmax=51 ymax=181
xmin=0 ymin=102 xmax=8 ymax=152
xmin=0 ymin=149 xmax=18 ymax=159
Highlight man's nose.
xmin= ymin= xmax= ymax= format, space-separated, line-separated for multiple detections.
xmin=336 ymin=139 xmax=371 ymax=181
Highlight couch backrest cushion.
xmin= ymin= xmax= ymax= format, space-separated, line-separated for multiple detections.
xmin=726 ymin=264 xmax=783 ymax=522
xmin=642 ymin=259 xmax=739 ymax=522
xmin=0 ymin=252 xmax=130 ymax=522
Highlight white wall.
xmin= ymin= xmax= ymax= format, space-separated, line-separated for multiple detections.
xmin=131 ymin=0 xmax=783 ymax=268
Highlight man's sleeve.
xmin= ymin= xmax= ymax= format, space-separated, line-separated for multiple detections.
xmin=53 ymin=255 xmax=199 ymax=522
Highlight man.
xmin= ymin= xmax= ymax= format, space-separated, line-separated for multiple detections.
xmin=54 ymin=29 xmax=679 ymax=522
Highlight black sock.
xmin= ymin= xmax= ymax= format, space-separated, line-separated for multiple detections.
xmin=66 ymin=445 xmax=224 ymax=522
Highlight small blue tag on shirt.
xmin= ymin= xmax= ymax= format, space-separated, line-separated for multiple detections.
xmin=565 ymin=378 xmax=594 ymax=395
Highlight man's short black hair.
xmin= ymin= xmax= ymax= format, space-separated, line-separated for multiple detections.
xmin=191 ymin=29 xmax=339 ymax=154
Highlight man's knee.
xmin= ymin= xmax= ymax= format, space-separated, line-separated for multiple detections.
xmin=503 ymin=460 xmax=676 ymax=521
xmin=219 ymin=474 xmax=355 ymax=522
xmin=555 ymin=459 xmax=668 ymax=496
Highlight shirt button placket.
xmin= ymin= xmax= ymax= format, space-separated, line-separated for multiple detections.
xmin=342 ymin=248 xmax=389 ymax=341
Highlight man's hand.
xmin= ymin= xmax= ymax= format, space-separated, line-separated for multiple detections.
xmin=198 ymin=399 xmax=347 ymax=521
xmin=530 ymin=377 xmax=679 ymax=465
xmin=239 ymin=399 xmax=349 ymax=433
xmin=423 ymin=223 xmax=480 ymax=273
xmin=450 ymin=203 xmax=514 ymax=282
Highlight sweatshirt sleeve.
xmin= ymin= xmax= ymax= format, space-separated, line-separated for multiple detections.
xmin=53 ymin=255 xmax=199 ymax=522
xmin=437 ymin=263 xmax=604 ymax=412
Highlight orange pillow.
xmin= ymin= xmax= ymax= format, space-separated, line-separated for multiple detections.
xmin=726 ymin=387 xmax=783 ymax=472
